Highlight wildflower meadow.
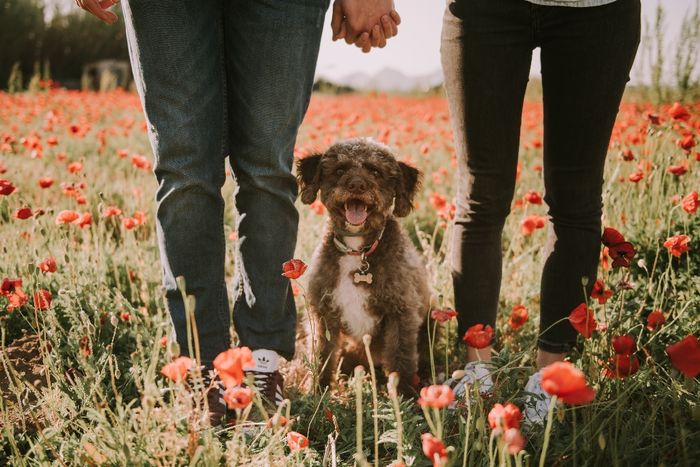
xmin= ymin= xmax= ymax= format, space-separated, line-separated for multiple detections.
xmin=0 ymin=88 xmax=698 ymax=465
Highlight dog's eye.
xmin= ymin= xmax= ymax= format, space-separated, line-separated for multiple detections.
xmin=335 ymin=168 xmax=345 ymax=176
xmin=371 ymin=169 xmax=382 ymax=178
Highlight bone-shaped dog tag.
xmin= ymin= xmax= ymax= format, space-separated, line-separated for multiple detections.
xmin=354 ymin=272 xmax=373 ymax=284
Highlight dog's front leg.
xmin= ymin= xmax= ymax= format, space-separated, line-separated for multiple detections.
xmin=380 ymin=315 xmax=419 ymax=396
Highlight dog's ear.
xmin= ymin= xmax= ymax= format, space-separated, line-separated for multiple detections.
xmin=296 ymin=152 xmax=323 ymax=204
xmin=394 ymin=161 xmax=421 ymax=217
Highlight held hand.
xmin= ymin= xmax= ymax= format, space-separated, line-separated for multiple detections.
xmin=75 ymin=0 xmax=119 ymax=25
xmin=331 ymin=0 xmax=401 ymax=53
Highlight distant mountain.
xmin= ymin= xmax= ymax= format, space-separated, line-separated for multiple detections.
xmin=318 ymin=67 xmax=444 ymax=93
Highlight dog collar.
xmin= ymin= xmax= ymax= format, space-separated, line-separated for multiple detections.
xmin=332 ymin=228 xmax=384 ymax=257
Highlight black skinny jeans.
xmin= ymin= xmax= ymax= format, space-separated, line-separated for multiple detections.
xmin=441 ymin=0 xmax=640 ymax=353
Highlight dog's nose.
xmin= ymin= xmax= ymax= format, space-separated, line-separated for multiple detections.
xmin=347 ymin=176 xmax=367 ymax=193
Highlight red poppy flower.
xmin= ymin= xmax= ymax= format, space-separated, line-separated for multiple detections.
xmin=628 ymin=170 xmax=644 ymax=183
xmin=488 ymin=402 xmax=521 ymax=430
xmin=601 ymin=227 xmax=636 ymax=268
xmin=223 ymin=386 xmax=253 ymax=409
xmin=677 ymin=135 xmax=695 ymax=151
xmin=431 ymin=308 xmax=458 ymax=323
xmin=667 ymin=102 xmax=690 ymax=121
xmin=621 ymin=148 xmax=634 ymax=161
xmin=508 ymin=304 xmax=528 ymax=330
xmin=666 ymin=335 xmax=700 ymax=378
xmin=682 ymin=191 xmax=699 ymax=214
xmin=418 ymin=385 xmax=455 ymax=409
xmin=429 ymin=192 xmax=447 ymax=211
xmin=646 ymin=310 xmax=665 ymax=331
xmin=131 ymin=154 xmax=152 ymax=171
xmin=6 ymin=288 xmax=28 ymax=312
xmin=74 ymin=212 xmax=92 ymax=229
xmin=33 ymin=289 xmax=52 ymax=310
xmin=611 ymin=335 xmax=636 ymax=355
xmin=667 ymin=161 xmax=689 ymax=176
xmin=102 ymin=206 xmax=122 ymax=218
xmin=520 ymin=215 xmax=546 ymax=236
xmin=646 ymin=112 xmax=661 ymax=125
xmin=160 ymin=356 xmax=193 ymax=382
xmin=213 ymin=347 xmax=255 ymax=389
xmin=67 ymin=161 xmax=83 ymax=173
xmin=122 ymin=217 xmax=137 ymax=230
xmin=282 ymin=259 xmax=307 ymax=279
xmin=310 ymin=199 xmax=326 ymax=215
xmin=421 ymin=433 xmax=448 ymax=466
xmin=1 ymin=278 xmax=22 ymax=294
xmin=524 ymin=191 xmax=542 ymax=205
xmin=0 ymin=179 xmax=16 ymax=196
xmin=38 ymin=177 xmax=54 ymax=188
xmin=14 ymin=208 xmax=33 ymax=220
xmin=38 ymin=257 xmax=57 ymax=274
xmin=663 ymin=234 xmax=690 ymax=257
xmin=540 ymin=361 xmax=596 ymax=405
xmin=504 ymin=428 xmax=526 ymax=454
xmin=266 ymin=414 xmax=289 ymax=428
xmin=463 ymin=324 xmax=494 ymax=349
xmin=55 ymin=210 xmax=80 ymax=224
xmin=287 ymin=431 xmax=309 ymax=451
xmin=604 ymin=354 xmax=640 ymax=378
xmin=568 ymin=303 xmax=597 ymax=338
xmin=590 ymin=279 xmax=613 ymax=305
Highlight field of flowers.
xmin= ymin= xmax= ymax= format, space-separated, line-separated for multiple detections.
xmin=0 ymin=88 xmax=698 ymax=466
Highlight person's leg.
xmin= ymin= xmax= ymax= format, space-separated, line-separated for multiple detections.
xmin=222 ymin=0 xmax=328 ymax=363
xmin=121 ymin=0 xmax=230 ymax=367
xmin=537 ymin=0 xmax=641 ymax=361
xmin=443 ymin=0 xmax=534 ymax=361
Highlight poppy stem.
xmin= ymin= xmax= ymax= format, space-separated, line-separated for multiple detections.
xmin=539 ymin=395 xmax=558 ymax=467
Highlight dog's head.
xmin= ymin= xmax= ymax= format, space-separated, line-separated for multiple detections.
xmin=296 ymin=138 xmax=421 ymax=233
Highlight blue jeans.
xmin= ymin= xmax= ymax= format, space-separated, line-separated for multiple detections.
xmin=122 ymin=0 xmax=328 ymax=365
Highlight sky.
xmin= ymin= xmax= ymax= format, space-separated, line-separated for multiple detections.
xmin=315 ymin=0 xmax=699 ymax=84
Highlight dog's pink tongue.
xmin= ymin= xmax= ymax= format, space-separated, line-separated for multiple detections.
xmin=345 ymin=201 xmax=368 ymax=225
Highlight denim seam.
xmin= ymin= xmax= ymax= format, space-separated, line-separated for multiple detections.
xmin=215 ymin=11 xmax=231 ymax=351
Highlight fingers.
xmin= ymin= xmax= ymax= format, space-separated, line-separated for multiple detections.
xmin=331 ymin=1 xmax=343 ymax=40
xmin=380 ymin=15 xmax=395 ymax=39
xmin=355 ymin=32 xmax=371 ymax=53
xmin=98 ymin=0 xmax=118 ymax=8
xmin=390 ymin=9 xmax=401 ymax=25
xmin=370 ymin=25 xmax=387 ymax=49
xmin=78 ymin=0 xmax=118 ymax=24
xmin=336 ymin=21 xmax=347 ymax=41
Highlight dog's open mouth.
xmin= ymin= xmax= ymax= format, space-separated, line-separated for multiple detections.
xmin=344 ymin=199 xmax=369 ymax=226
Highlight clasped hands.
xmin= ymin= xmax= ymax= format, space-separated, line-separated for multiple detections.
xmin=331 ymin=0 xmax=401 ymax=53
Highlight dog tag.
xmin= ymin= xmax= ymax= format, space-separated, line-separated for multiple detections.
xmin=354 ymin=272 xmax=372 ymax=284
xmin=353 ymin=272 xmax=373 ymax=284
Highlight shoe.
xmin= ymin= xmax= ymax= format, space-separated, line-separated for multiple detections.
xmin=247 ymin=369 xmax=285 ymax=411
xmin=522 ymin=369 xmax=552 ymax=426
xmin=205 ymin=378 xmax=230 ymax=427
xmin=445 ymin=361 xmax=494 ymax=406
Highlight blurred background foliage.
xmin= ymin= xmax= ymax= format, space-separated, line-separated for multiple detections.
xmin=0 ymin=0 xmax=129 ymax=89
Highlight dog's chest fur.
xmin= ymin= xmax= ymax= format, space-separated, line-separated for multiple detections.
xmin=333 ymin=237 xmax=376 ymax=338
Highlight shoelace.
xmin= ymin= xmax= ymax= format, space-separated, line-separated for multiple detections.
xmin=248 ymin=370 xmax=284 ymax=407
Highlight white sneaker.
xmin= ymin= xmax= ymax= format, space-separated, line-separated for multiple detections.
xmin=445 ymin=361 xmax=494 ymax=404
xmin=522 ymin=369 xmax=552 ymax=426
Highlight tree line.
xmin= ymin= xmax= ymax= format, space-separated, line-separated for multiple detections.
xmin=0 ymin=0 xmax=130 ymax=89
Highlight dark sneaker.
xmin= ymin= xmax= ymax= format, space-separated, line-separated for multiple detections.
xmin=247 ymin=370 xmax=285 ymax=411
xmin=205 ymin=379 xmax=228 ymax=426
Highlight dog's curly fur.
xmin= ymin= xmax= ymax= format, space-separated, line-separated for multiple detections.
xmin=297 ymin=138 xmax=431 ymax=394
